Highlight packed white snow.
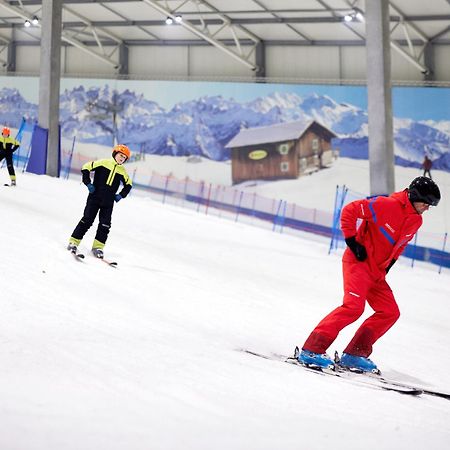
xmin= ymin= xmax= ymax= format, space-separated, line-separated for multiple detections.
xmin=0 ymin=171 xmax=449 ymax=450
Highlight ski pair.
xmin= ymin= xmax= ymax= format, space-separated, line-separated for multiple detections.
xmin=70 ymin=249 xmax=117 ymax=267
xmin=241 ymin=348 xmax=450 ymax=400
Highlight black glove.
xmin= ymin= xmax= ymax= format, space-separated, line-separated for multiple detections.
xmin=386 ymin=258 xmax=396 ymax=274
xmin=345 ymin=236 xmax=367 ymax=262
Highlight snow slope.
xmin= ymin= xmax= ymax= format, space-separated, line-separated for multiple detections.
xmin=0 ymin=174 xmax=449 ymax=450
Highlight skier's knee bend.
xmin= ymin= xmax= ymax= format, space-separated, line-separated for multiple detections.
xmin=341 ymin=301 xmax=365 ymax=321
xmin=80 ymin=217 xmax=95 ymax=229
xmin=387 ymin=304 xmax=400 ymax=324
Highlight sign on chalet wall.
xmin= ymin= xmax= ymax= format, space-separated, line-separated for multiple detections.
xmin=226 ymin=120 xmax=338 ymax=185
xmin=248 ymin=150 xmax=268 ymax=160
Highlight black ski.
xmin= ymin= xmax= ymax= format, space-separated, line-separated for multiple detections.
xmin=92 ymin=256 xmax=118 ymax=267
xmin=70 ymin=250 xmax=85 ymax=261
xmin=100 ymin=259 xmax=118 ymax=267
xmin=240 ymin=348 xmax=450 ymax=400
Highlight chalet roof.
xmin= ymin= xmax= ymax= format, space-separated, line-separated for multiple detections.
xmin=225 ymin=119 xmax=337 ymax=149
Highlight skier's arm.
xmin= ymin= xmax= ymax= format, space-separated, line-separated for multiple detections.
xmin=385 ymin=258 xmax=396 ymax=273
xmin=12 ymin=139 xmax=20 ymax=152
xmin=340 ymin=198 xmax=376 ymax=239
xmin=117 ymin=172 xmax=132 ymax=199
xmin=81 ymin=163 xmax=93 ymax=185
xmin=341 ymin=198 xmax=379 ymax=262
xmin=81 ymin=159 xmax=103 ymax=185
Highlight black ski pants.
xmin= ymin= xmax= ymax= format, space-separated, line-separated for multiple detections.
xmin=0 ymin=149 xmax=15 ymax=177
xmin=72 ymin=194 xmax=114 ymax=245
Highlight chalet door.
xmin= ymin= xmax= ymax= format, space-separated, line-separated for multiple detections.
xmin=255 ymin=162 xmax=265 ymax=178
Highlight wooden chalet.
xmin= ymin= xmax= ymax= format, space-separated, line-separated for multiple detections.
xmin=225 ymin=119 xmax=337 ymax=185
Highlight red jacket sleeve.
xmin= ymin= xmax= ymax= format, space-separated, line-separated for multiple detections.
xmin=340 ymin=198 xmax=376 ymax=239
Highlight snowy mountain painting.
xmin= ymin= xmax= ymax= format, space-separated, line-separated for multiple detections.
xmin=0 ymin=80 xmax=449 ymax=170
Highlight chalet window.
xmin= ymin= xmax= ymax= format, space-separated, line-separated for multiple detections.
xmin=278 ymin=143 xmax=290 ymax=155
xmin=280 ymin=162 xmax=289 ymax=172
xmin=312 ymin=138 xmax=319 ymax=153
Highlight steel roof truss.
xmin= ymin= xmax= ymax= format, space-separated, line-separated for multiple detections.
xmin=387 ymin=2 xmax=429 ymax=74
xmin=62 ymin=5 xmax=122 ymax=65
xmin=141 ymin=0 xmax=259 ymax=70
xmin=0 ymin=0 xmax=119 ymax=69
xmin=339 ymin=0 xmax=429 ymax=75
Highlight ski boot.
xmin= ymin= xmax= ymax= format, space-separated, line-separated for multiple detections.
xmin=339 ymin=353 xmax=380 ymax=374
xmin=92 ymin=248 xmax=104 ymax=259
xmin=11 ymin=179 xmax=16 ymax=186
xmin=67 ymin=243 xmax=78 ymax=254
xmin=296 ymin=347 xmax=334 ymax=370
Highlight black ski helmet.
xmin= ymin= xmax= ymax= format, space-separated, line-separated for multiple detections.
xmin=408 ymin=176 xmax=441 ymax=206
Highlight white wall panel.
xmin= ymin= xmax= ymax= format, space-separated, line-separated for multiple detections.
xmin=63 ymin=46 xmax=118 ymax=76
xmin=129 ymin=46 xmax=188 ymax=76
xmin=9 ymin=43 xmax=450 ymax=83
xmin=16 ymin=46 xmax=40 ymax=74
xmin=433 ymin=46 xmax=450 ymax=81
xmin=340 ymin=47 xmax=366 ymax=80
xmin=266 ymin=46 xmax=340 ymax=80
xmin=390 ymin=45 xmax=424 ymax=81
xmin=188 ymin=46 xmax=254 ymax=78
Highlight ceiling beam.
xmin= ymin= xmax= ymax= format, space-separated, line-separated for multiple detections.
xmin=315 ymin=0 xmax=365 ymax=41
xmin=1 ymin=15 xmax=450 ymax=29
xmin=99 ymin=1 xmax=161 ymax=40
xmin=10 ymin=0 xmax=137 ymax=3
xmin=63 ymin=6 xmax=122 ymax=44
xmin=430 ymin=24 xmax=450 ymax=42
xmin=13 ymin=38 xmax=449 ymax=47
xmin=251 ymin=0 xmax=312 ymax=42
xmin=7 ymin=0 xmax=450 ymax=21
xmin=0 ymin=0 xmax=119 ymax=68
xmin=388 ymin=1 xmax=430 ymax=74
xmin=140 ymin=0 xmax=259 ymax=71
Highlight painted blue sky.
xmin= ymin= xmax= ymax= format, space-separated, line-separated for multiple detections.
xmin=1 ymin=76 xmax=449 ymax=122
xmin=62 ymin=79 xmax=450 ymax=123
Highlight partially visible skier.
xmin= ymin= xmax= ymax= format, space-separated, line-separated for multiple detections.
xmin=67 ymin=144 xmax=132 ymax=259
xmin=298 ymin=176 xmax=441 ymax=373
xmin=0 ymin=127 xmax=20 ymax=186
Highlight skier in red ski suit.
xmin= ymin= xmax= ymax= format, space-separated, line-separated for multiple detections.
xmin=299 ymin=176 xmax=441 ymax=372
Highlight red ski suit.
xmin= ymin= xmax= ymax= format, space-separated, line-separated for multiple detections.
xmin=303 ymin=189 xmax=422 ymax=357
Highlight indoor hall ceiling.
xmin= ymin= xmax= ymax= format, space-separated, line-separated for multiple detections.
xmin=0 ymin=0 xmax=449 ymax=75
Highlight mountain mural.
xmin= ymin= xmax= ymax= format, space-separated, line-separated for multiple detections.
xmin=1 ymin=86 xmax=449 ymax=170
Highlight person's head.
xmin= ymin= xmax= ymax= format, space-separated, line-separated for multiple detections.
xmin=2 ymin=127 xmax=10 ymax=137
xmin=112 ymin=144 xmax=131 ymax=165
xmin=408 ymin=176 xmax=441 ymax=215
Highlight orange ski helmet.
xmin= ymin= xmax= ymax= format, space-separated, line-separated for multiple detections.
xmin=112 ymin=144 xmax=131 ymax=160
xmin=2 ymin=127 xmax=11 ymax=136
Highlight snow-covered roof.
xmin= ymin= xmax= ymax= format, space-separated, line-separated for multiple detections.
xmin=225 ymin=119 xmax=337 ymax=149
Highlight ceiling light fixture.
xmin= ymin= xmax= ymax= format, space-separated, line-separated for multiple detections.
xmin=32 ymin=16 xmax=39 ymax=26
xmin=174 ymin=15 xmax=182 ymax=23
xmin=24 ymin=19 xmax=31 ymax=27
xmin=354 ymin=8 xmax=365 ymax=22
xmin=343 ymin=8 xmax=364 ymax=23
xmin=165 ymin=16 xmax=173 ymax=25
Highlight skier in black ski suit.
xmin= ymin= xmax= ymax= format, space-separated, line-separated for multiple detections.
xmin=0 ymin=127 xmax=20 ymax=186
xmin=67 ymin=144 xmax=132 ymax=259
